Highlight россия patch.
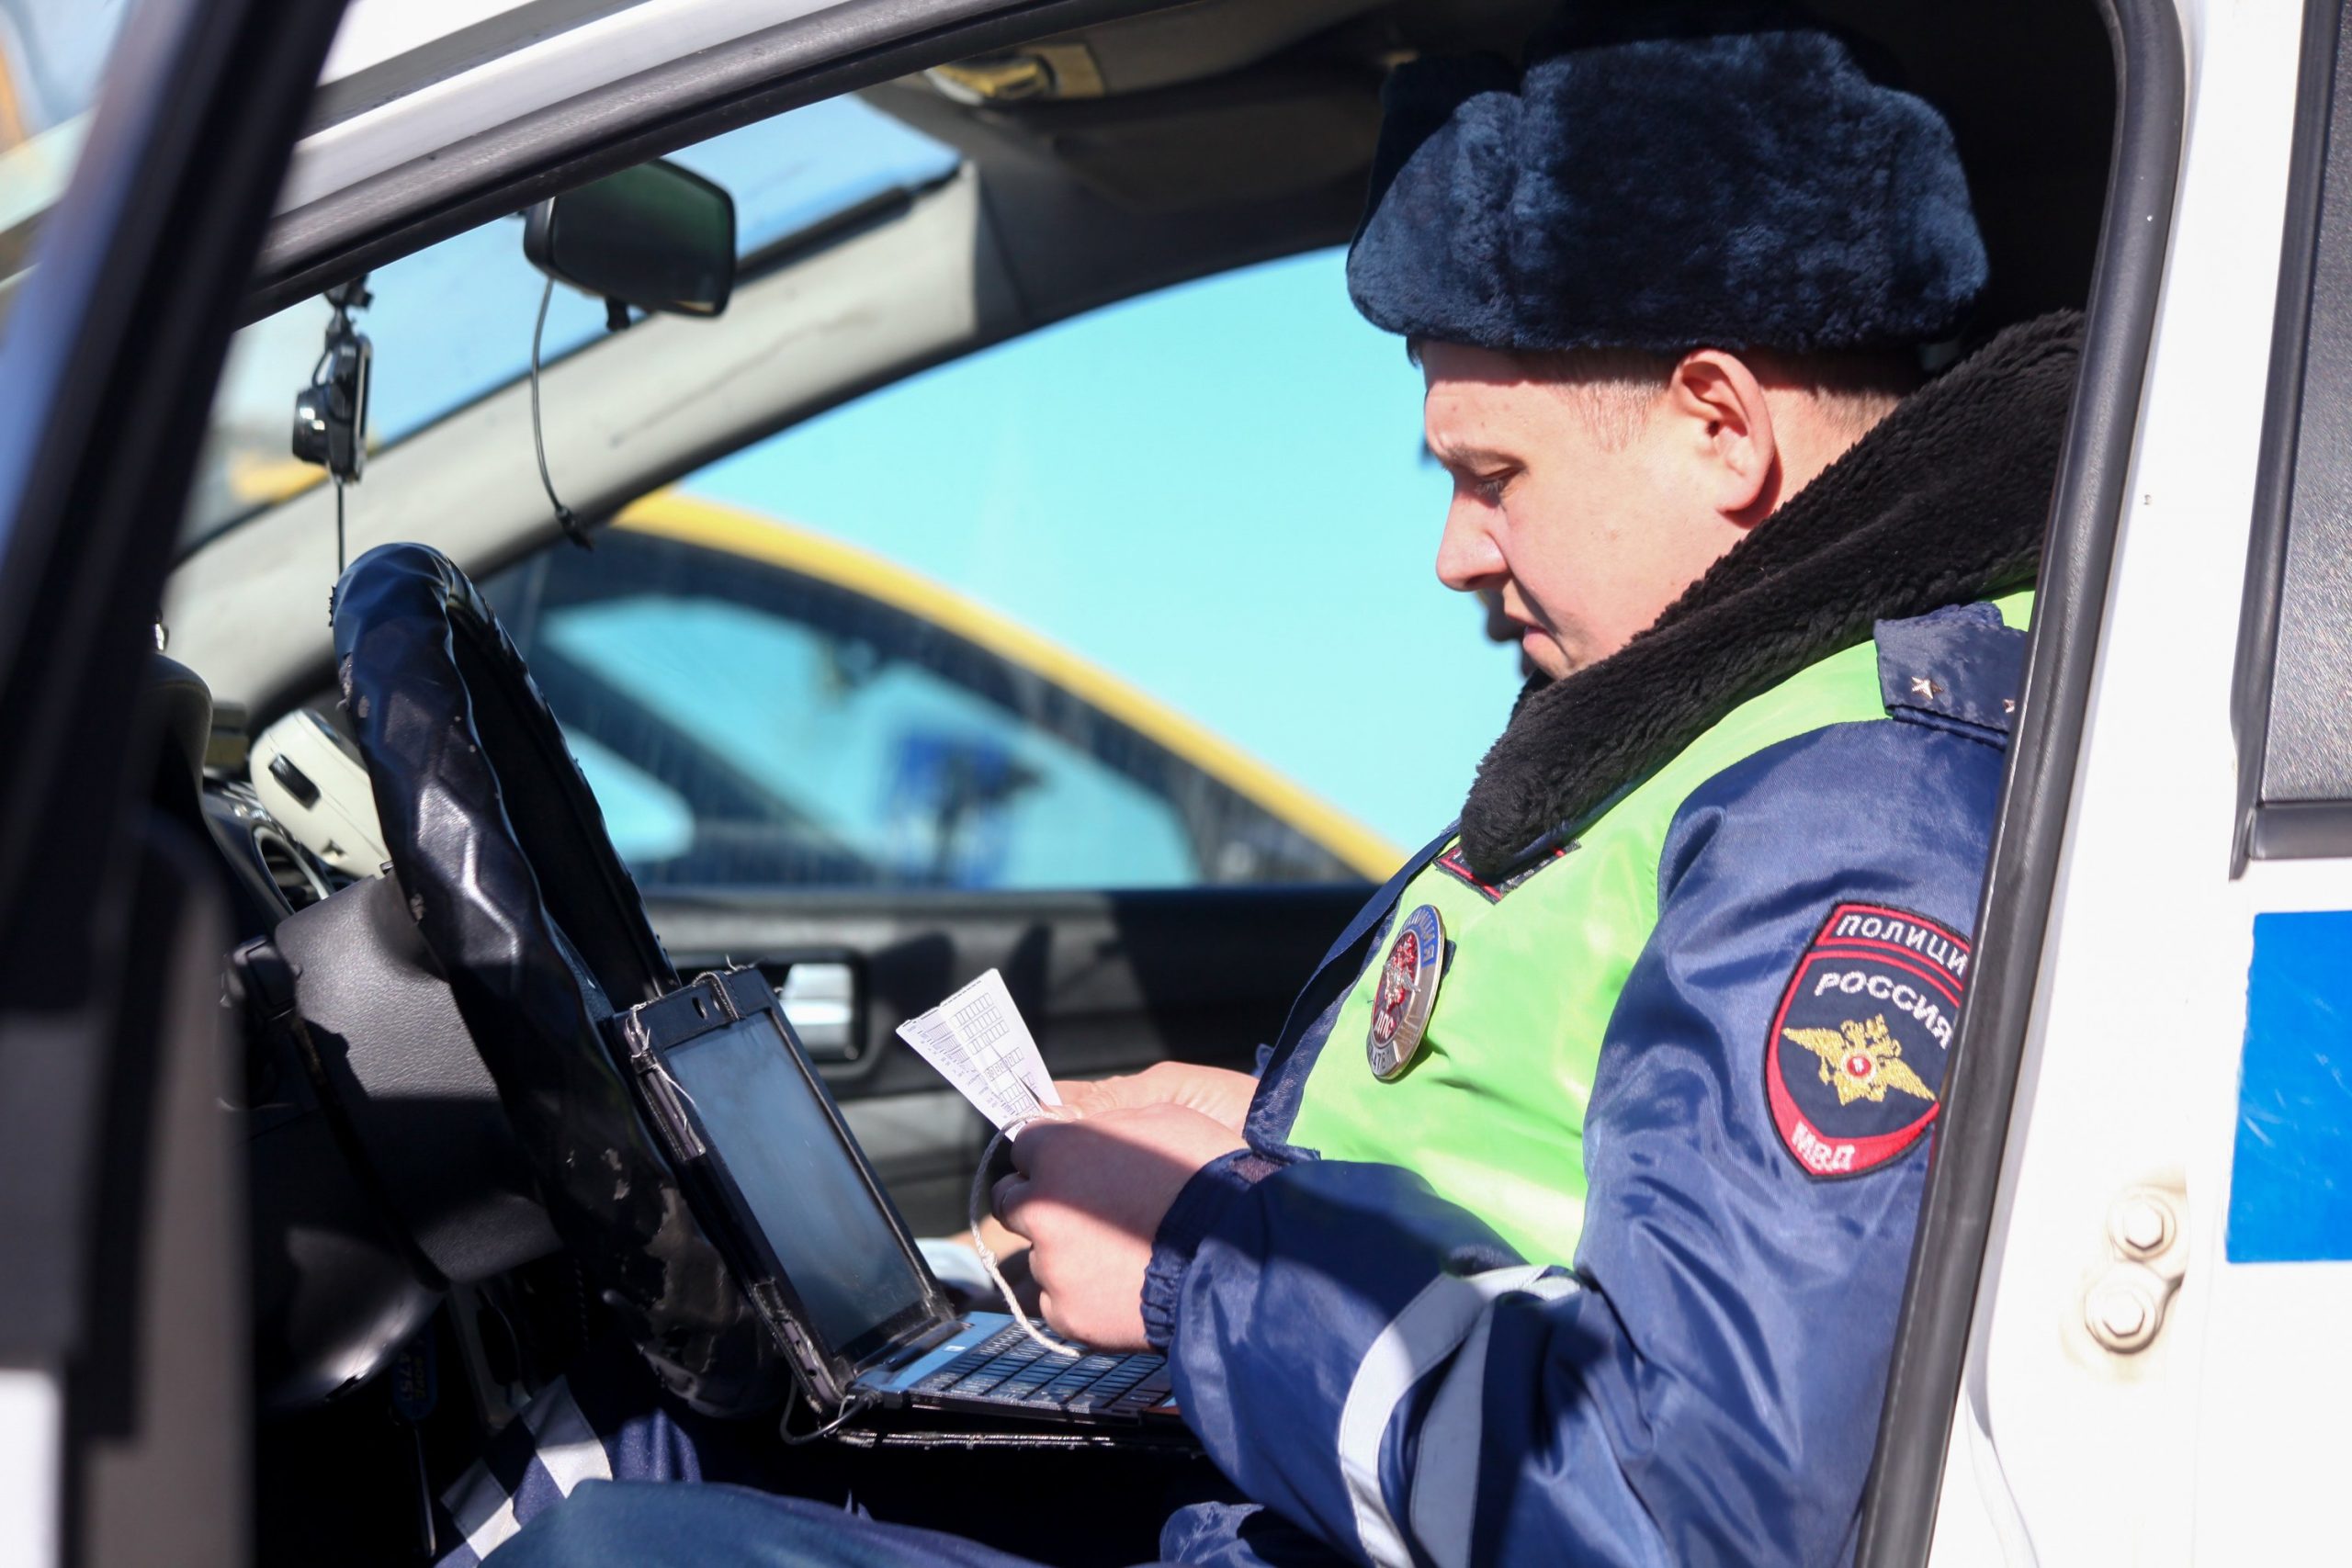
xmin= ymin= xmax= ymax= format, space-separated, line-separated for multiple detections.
xmin=1765 ymin=902 xmax=1969 ymax=1179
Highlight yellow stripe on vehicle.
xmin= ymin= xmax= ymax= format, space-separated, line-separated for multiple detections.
xmin=615 ymin=491 xmax=1401 ymax=879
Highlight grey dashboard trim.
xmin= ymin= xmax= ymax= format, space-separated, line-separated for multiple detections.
xmin=842 ymin=1089 xmax=978 ymax=1168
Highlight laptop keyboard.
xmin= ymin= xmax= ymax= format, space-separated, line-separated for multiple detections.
xmin=908 ymin=1324 xmax=1175 ymax=1416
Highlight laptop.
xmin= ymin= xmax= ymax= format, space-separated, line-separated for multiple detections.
xmin=605 ymin=965 xmax=1185 ymax=1436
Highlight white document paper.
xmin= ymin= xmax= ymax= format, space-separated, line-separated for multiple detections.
xmin=893 ymin=968 xmax=1062 ymax=1134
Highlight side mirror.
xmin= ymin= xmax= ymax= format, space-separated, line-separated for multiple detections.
xmin=524 ymin=159 xmax=735 ymax=319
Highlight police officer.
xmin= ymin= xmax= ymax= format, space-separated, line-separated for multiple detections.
xmin=468 ymin=9 xmax=2079 ymax=1566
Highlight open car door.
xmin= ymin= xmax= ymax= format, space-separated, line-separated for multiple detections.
xmin=0 ymin=1 xmax=348 ymax=1563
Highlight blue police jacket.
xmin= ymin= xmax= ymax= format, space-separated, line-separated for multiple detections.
xmin=1144 ymin=602 xmax=2026 ymax=1568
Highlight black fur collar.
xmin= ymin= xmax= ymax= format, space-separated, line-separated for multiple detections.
xmin=1456 ymin=310 xmax=2081 ymax=880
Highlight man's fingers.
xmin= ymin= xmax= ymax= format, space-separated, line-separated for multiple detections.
xmin=1053 ymin=1064 xmax=1256 ymax=1134
xmin=972 ymin=1213 xmax=1025 ymax=1260
xmin=1053 ymin=1062 xmax=1182 ymax=1118
xmin=1007 ymin=1116 xmax=1076 ymax=1177
xmin=1056 ymin=1077 xmax=1121 ymax=1117
xmin=991 ymin=1171 xmax=1033 ymax=1237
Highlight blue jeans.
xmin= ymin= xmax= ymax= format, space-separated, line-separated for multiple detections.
xmin=437 ymin=1333 xmax=1339 ymax=1568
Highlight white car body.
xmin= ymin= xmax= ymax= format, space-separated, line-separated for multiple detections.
xmin=1935 ymin=2 xmax=2349 ymax=1562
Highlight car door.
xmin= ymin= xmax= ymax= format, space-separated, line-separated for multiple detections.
xmin=1884 ymin=1 xmax=2349 ymax=1561
xmin=0 ymin=1 xmax=348 ymax=1563
xmin=1857 ymin=0 xmax=2192 ymax=1560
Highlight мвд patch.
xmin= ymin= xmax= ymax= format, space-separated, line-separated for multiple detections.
xmin=1765 ymin=902 xmax=1969 ymax=1179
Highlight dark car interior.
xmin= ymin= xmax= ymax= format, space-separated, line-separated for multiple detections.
xmin=119 ymin=0 xmax=2127 ymax=1562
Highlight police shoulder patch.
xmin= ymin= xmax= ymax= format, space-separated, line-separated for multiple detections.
xmin=1765 ymin=902 xmax=1970 ymax=1179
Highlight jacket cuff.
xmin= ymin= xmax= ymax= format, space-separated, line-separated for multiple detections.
xmin=1140 ymin=1148 xmax=1283 ymax=1350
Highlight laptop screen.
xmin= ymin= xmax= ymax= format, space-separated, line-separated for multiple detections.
xmin=665 ymin=1013 xmax=934 ymax=1365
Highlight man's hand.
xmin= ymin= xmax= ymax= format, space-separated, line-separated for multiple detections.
xmin=970 ymin=1061 xmax=1253 ymax=1320
xmin=968 ymin=1213 xmax=1042 ymax=1314
xmin=1054 ymin=1061 xmax=1259 ymax=1134
xmin=995 ymin=1103 xmax=1246 ymax=1350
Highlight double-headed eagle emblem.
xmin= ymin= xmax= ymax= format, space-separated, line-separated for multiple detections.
xmin=1781 ymin=1014 xmax=1937 ymax=1106
xmin=1374 ymin=942 xmax=1415 ymax=1041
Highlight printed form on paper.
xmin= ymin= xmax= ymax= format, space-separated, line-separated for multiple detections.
xmin=893 ymin=969 xmax=1061 ymax=1134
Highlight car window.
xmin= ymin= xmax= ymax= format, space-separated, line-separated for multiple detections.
xmin=183 ymin=94 xmax=958 ymax=543
xmin=485 ymin=248 xmax=1530 ymax=893
xmin=486 ymin=524 xmax=1355 ymax=889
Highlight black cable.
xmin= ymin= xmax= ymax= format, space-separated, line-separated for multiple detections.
xmin=778 ymin=1391 xmax=878 ymax=1447
xmin=531 ymin=276 xmax=593 ymax=550
xmin=326 ymin=475 xmax=346 ymax=626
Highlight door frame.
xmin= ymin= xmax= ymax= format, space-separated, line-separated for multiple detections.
xmin=0 ymin=0 xmax=351 ymax=1560
xmin=1856 ymin=0 xmax=2188 ymax=1559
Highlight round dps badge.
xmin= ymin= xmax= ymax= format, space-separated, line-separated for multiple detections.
xmin=1366 ymin=904 xmax=1444 ymax=1081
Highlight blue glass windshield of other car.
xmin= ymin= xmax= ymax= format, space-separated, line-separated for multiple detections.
xmin=544 ymin=595 xmax=1197 ymax=887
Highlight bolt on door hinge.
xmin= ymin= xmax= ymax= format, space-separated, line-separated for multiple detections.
xmin=2084 ymin=1187 xmax=2187 ymax=1355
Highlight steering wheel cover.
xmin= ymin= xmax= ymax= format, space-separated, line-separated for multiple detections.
xmin=333 ymin=542 xmax=789 ymax=1413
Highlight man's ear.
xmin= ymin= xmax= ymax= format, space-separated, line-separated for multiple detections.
xmin=1666 ymin=349 xmax=1779 ymax=521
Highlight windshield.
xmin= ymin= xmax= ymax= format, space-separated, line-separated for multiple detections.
xmin=185 ymin=95 xmax=958 ymax=543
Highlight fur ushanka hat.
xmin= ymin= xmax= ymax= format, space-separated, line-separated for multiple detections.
xmin=1346 ymin=6 xmax=1986 ymax=355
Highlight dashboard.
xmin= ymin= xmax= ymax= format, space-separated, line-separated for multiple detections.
xmin=202 ymin=777 xmax=341 ymax=921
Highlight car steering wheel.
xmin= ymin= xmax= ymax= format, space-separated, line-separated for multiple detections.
xmin=332 ymin=541 xmax=792 ymax=1415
